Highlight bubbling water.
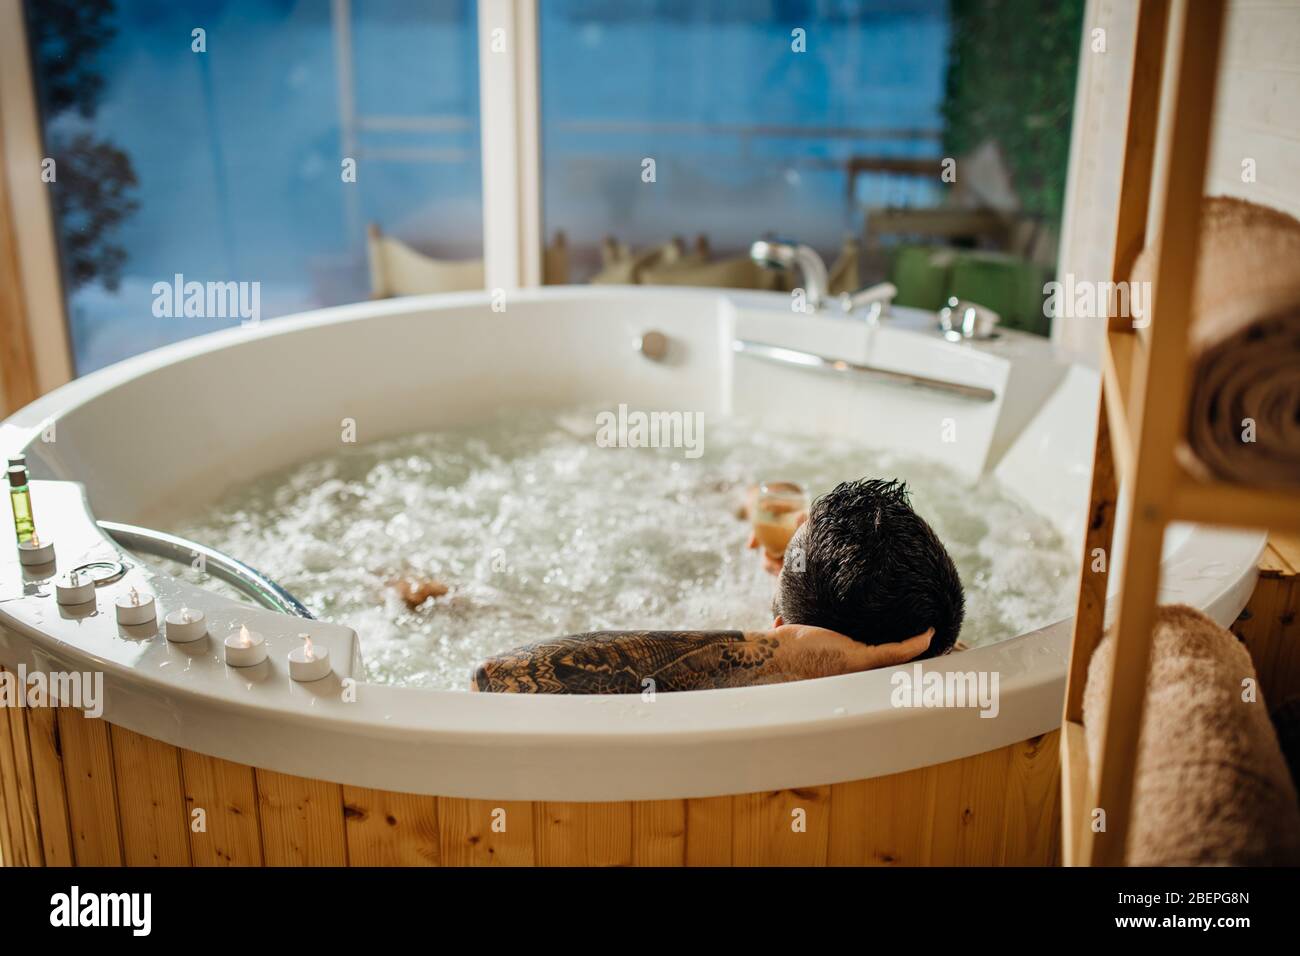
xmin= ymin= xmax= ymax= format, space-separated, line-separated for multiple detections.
xmin=172 ymin=408 xmax=1076 ymax=689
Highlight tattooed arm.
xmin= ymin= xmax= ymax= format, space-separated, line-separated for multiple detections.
xmin=471 ymin=625 xmax=933 ymax=694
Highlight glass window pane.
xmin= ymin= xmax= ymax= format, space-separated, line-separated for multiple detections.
xmin=25 ymin=0 xmax=481 ymax=375
xmin=539 ymin=0 xmax=1082 ymax=336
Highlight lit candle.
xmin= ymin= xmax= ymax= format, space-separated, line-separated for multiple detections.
xmin=54 ymin=568 xmax=95 ymax=606
xmin=223 ymin=624 xmax=267 ymax=667
xmin=288 ymin=633 xmax=331 ymax=682
xmin=17 ymin=532 xmax=55 ymax=566
xmin=114 ymin=585 xmax=156 ymax=625
xmin=164 ymin=606 xmax=207 ymax=643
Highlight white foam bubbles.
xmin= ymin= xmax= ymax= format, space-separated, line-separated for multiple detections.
xmin=173 ymin=408 xmax=1076 ymax=689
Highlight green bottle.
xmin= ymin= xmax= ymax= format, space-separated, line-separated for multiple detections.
xmin=8 ymin=457 xmax=35 ymax=544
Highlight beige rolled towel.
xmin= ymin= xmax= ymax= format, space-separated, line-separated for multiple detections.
xmin=1129 ymin=197 xmax=1300 ymax=488
xmin=1082 ymin=604 xmax=1300 ymax=865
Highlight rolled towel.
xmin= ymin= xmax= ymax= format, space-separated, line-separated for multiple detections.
xmin=1129 ymin=197 xmax=1300 ymax=488
xmin=1083 ymin=604 xmax=1300 ymax=865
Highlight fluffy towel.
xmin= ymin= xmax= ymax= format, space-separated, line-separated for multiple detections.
xmin=1129 ymin=197 xmax=1300 ymax=488
xmin=1083 ymin=604 xmax=1300 ymax=865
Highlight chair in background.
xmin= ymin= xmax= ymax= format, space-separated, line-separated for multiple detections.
xmin=640 ymin=254 xmax=772 ymax=289
xmin=589 ymin=236 xmax=696 ymax=284
xmin=592 ymin=233 xmax=869 ymax=294
xmin=543 ymin=230 xmax=570 ymax=285
xmin=366 ymin=223 xmax=485 ymax=298
xmin=827 ymin=235 xmax=861 ymax=295
xmin=853 ymin=139 xmax=1056 ymax=333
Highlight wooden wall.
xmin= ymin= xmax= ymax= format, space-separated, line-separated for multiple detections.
xmin=1207 ymin=0 xmax=1300 ymax=221
xmin=0 ymin=113 xmax=39 ymax=417
xmin=0 ymin=0 xmax=74 ymax=411
xmin=0 ymin=694 xmax=1060 ymax=868
xmin=1233 ymin=535 xmax=1300 ymax=708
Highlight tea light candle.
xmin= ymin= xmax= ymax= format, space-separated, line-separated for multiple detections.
xmin=17 ymin=533 xmax=54 ymax=566
xmin=55 ymin=569 xmax=95 ymax=606
xmin=288 ymin=634 xmax=331 ymax=682
xmin=223 ymin=624 xmax=267 ymax=667
xmin=164 ymin=606 xmax=207 ymax=643
xmin=114 ymin=585 xmax=156 ymax=625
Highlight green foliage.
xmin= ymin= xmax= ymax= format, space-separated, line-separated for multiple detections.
xmin=941 ymin=0 xmax=1084 ymax=224
xmin=26 ymin=0 xmax=138 ymax=292
xmin=50 ymin=133 xmax=139 ymax=292
xmin=27 ymin=0 xmax=119 ymax=117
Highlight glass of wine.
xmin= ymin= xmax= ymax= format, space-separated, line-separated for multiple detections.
xmin=751 ymin=481 xmax=809 ymax=561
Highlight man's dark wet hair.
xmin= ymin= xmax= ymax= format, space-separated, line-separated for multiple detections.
xmin=776 ymin=478 xmax=964 ymax=658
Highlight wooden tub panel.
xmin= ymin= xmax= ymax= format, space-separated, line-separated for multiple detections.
xmin=111 ymin=724 xmax=191 ymax=866
xmin=0 ymin=718 xmax=1061 ymax=868
xmin=55 ymin=706 xmax=122 ymax=865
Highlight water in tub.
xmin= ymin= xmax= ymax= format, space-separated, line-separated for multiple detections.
xmin=172 ymin=408 xmax=1076 ymax=689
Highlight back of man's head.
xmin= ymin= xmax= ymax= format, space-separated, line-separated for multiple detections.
xmin=776 ymin=478 xmax=964 ymax=657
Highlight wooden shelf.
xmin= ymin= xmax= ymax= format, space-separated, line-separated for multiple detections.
xmin=1101 ymin=329 xmax=1139 ymax=480
xmin=1102 ymin=329 xmax=1300 ymax=534
xmin=1063 ymin=0 xmax=1243 ymax=867
xmin=1172 ymin=466 xmax=1300 ymax=534
xmin=1059 ymin=720 xmax=1090 ymax=866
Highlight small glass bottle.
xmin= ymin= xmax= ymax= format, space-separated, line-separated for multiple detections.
xmin=8 ymin=458 xmax=36 ymax=544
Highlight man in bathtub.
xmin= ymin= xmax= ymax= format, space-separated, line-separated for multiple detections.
xmin=471 ymin=478 xmax=965 ymax=694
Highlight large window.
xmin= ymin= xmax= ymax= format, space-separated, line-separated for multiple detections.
xmin=540 ymin=0 xmax=949 ymax=280
xmin=538 ymin=0 xmax=1082 ymax=334
xmin=22 ymin=0 xmax=1082 ymax=379
xmin=26 ymin=0 xmax=481 ymax=374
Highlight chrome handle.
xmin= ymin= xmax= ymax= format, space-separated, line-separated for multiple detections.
xmin=97 ymin=520 xmax=314 ymax=619
xmin=837 ymin=281 xmax=897 ymax=318
xmin=732 ymin=339 xmax=996 ymax=403
xmin=938 ymin=297 xmax=1001 ymax=341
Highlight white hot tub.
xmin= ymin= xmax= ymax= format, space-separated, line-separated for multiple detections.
xmin=0 ymin=287 xmax=1262 ymax=803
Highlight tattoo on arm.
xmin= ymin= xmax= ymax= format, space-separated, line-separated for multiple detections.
xmin=474 ymin=630 xmax=800 ymax=694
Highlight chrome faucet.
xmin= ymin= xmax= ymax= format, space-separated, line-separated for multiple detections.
xmin=750 ymin=239 xmax=830 ymax=308
xmin=749 ymin=238 xmax=895 ymax=319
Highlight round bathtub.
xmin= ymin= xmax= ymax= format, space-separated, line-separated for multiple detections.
xmin=0 ymin=287 xmax=1262 ymax=866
